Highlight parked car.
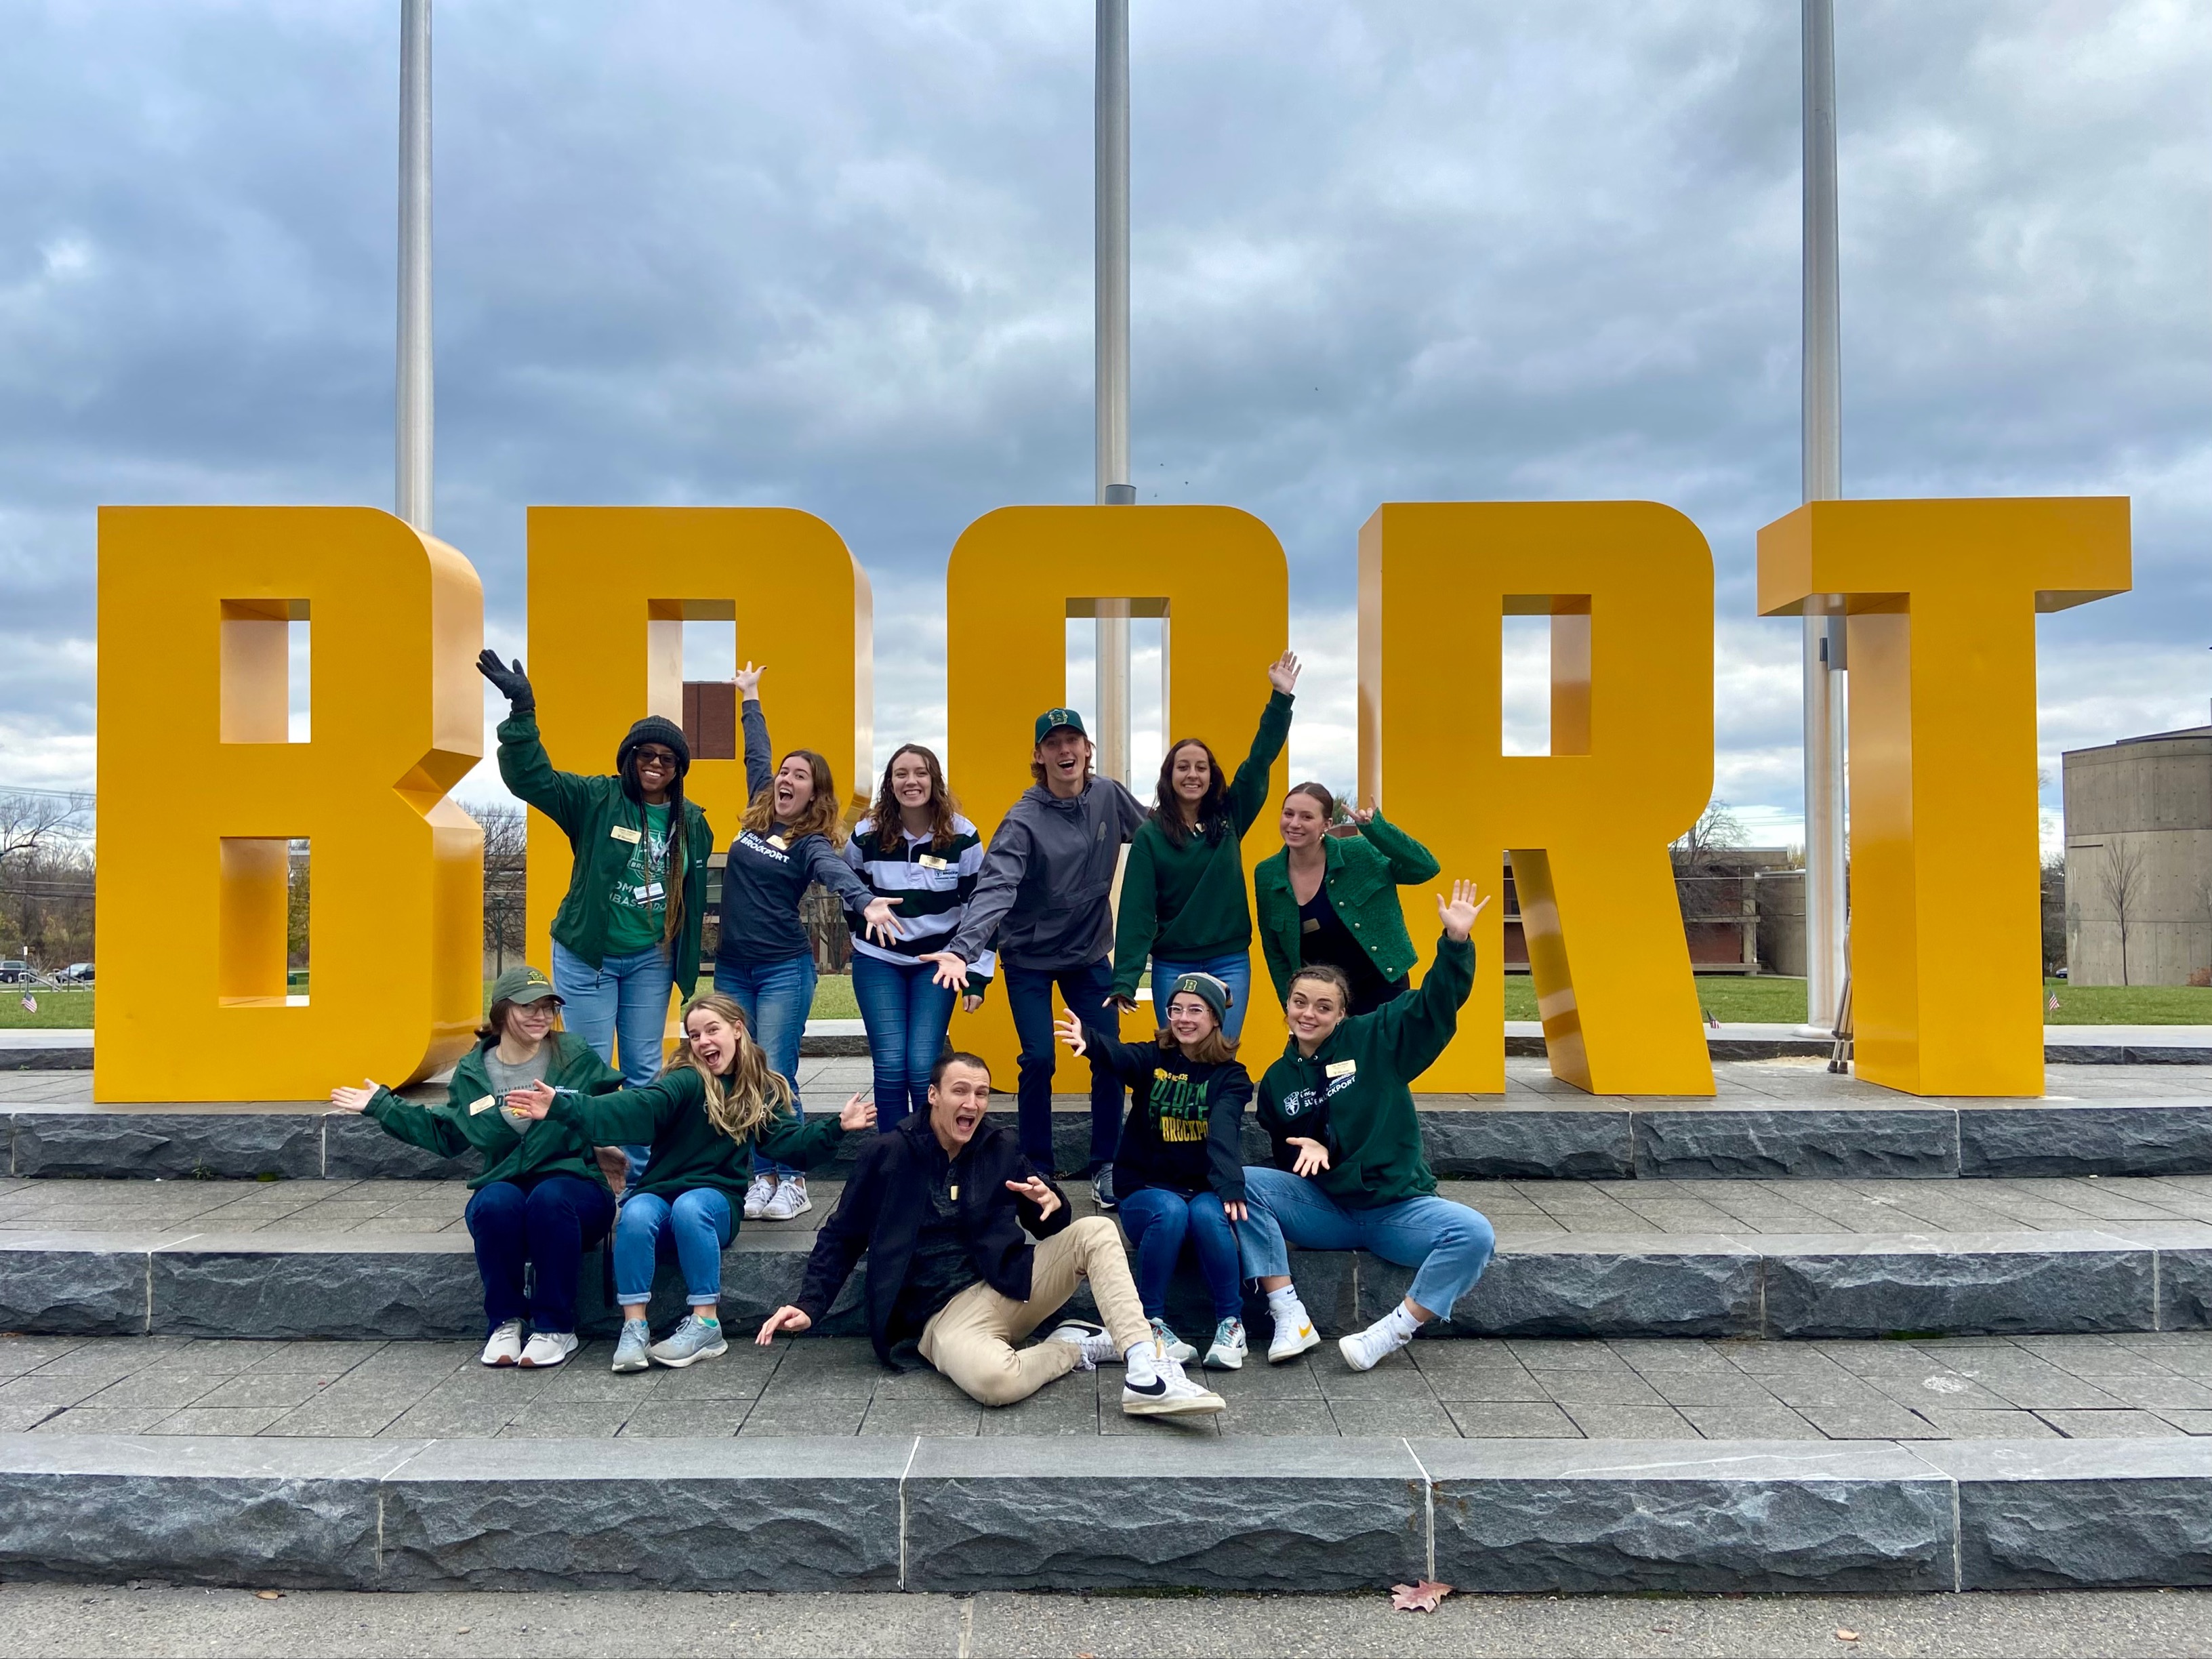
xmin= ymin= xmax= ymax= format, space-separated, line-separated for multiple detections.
xmin=0 ymin=960 xmax=30 ymax=984
xmin=59 ymin=963 xmax=94 ymax=984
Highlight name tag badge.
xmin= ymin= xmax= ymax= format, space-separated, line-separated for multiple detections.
xmin=468 ymin=1095 xmax=497 ymax=1115
xmin=1325 ymin=1059 xmax=1357 ymax=1080
xmin=917 ymin=853 xmax=949 ymax=870
xmin=767 ymin=834 xmax=787 ymax=851
xmin=1300 ymin=918 xmax=1320 ymax=934
xmin=635 ymin=882 xmax=664 ymax=902
xmin=948 ymin=1185 xmax=959 ymax=1200
xmin=609 ymin=825 xmax=642 ymax=844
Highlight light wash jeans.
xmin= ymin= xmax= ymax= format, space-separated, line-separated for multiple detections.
xmin=712 ymin=951 xmax=815 ymax=1176
xmin=1233 ymin=1164 xmax=1496 ymax=1319
xmin=849 ymin=950 xmax=957 ymax=1131
xmin=613 ymin=1187 xmax=735 ymax=1305
xmin=551 ymin=938 xmax=670 ymax=1181
xmin=1149 ymin=950 xmax=1254 ymax=1041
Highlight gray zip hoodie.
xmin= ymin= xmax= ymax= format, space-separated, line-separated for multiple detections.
xmin=947 ymin=778 xmax=1150 ymax=971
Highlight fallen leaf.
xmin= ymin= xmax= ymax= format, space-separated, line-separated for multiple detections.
xmin=1390 ymin=1580 xmax=1455 ymax=1613
xmin=1836 ymin=1631 xmax=1860 ymax=1643
xmin=253 ymin=1591 xmax=282 ymax=1601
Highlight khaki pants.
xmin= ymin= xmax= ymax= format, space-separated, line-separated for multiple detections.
xmin=917 ymin=1215 xmax=1149 ymax=1407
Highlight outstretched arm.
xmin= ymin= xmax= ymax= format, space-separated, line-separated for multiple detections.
xmin=1370 ymin=880 xmax=1486 ymax=1078
xmin=1225 ymin=656 xmax=1299 ymax=836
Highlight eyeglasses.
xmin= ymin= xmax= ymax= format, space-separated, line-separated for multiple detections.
xmin=634 ymin=747 xmax=678 ymax=767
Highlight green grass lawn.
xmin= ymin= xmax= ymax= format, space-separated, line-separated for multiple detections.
xmin=0 ymin=988 xmax=95 ymax=1029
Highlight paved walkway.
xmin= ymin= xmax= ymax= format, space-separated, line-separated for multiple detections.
xmin=8 ymin=1330 xmax=2212 ymax=1444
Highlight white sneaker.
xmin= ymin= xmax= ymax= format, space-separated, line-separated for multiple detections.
xmin=518 ymin=1330 xmax=578 ymax=1369
xmin=478 ymin=1320 xmax=523 ymax=1367
xmin=1338 ymin=1316 xmax=1415 ymax=1374
xmin=1267 ymin=1301 xmax=1321 ymax=1364
xmin=1151 ymin=1317 xmax=1197 ymax=1363
xmin=1122 ymin=1347 xmax=1226 ymax=1417
xmin=743 ymin=1172 xmax=777 ymax=1219
xmin=762 ymin=1176 xmax=812 ymax=1221
xmin=1203 ymin=1317 xmax=1248 ymax=1371
xmin=1046 ymin=1320 xmax=1122 ymax=1371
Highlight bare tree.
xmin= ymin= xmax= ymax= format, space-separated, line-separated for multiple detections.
xmin=1672 ymin=798 xmax=1748 ymax=875
xmin=2098 ymin=838 xmax=2149 ymax=987
xmin=0 ymin=791 xmax=91 ymax=866
xmin=478 ymin=802 xmax=528 ymax=972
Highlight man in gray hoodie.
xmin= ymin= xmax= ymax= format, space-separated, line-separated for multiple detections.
xmin=923 ymin=708 xmax=1149 ymax=1208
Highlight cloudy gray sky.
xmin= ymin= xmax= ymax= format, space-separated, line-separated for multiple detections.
xmin=2 ymin=0 xmax=2205 ymax=848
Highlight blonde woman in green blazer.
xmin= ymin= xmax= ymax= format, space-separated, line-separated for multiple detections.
xmin=1252 ymin=785 xmax=1440 ymax=1016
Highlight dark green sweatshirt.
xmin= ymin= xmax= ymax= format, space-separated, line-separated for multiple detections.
xmin=1252 ymin=933 xmax=1474 ymax=1209
xmin=1111 ymin=689 xmax=1293 ymax=997
xmin=544 ymin=1064 xmax=846 ymax=1207
xmin=363 ymin=1031 xmax=621 ymax=1191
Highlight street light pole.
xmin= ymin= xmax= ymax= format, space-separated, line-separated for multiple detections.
xmin=396 ymin=0 xmax=433 ymax=534
xmin=1801 ymin=0 xmax=1847 ymax=1027
xmin=1094 ymin=0 xmax=1133 ymax=783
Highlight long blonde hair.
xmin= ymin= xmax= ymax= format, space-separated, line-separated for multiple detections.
xmin=665 ymin=991 xmax=795 ymax=1144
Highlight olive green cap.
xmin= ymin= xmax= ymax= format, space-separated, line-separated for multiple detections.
xmin=489 ymin=964 xmax=560 ymax=1007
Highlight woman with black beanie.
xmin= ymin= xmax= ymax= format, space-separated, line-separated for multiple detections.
xmin=478 ymin=652 xmax=716 ymax=1185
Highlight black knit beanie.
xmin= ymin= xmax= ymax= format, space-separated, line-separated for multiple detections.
xmin=617 ymin=715 xmax=691 ymax=778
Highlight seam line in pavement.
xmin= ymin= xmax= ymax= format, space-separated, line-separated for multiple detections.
xmin=1401 ymin=1437 xmax=1435 ymax=1581
xmin=897 ymin=1434 xmax=920 ymax=1591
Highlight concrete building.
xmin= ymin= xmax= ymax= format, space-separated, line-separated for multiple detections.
xmin=2063 ymin=722 xmax=2212 ymax=986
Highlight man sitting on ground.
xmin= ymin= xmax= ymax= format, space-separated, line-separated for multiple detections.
xmin=756 ymin=1051 xmax=1223 ymax=1418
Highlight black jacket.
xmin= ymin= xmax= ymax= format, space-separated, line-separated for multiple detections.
xmin=794 ymin=1113 xmax=1071 ymax=1367
xmin=1081 ymin=1025 xmax=1252 ymax=1203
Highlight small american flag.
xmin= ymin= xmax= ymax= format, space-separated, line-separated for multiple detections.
xmin=2048 ymin=993 xmax=2062 ymax=1012
xmin=18 ymin=994 xmax=35 ymax=1015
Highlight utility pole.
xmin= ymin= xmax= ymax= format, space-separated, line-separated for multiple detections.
xmin=1093 ymin=0 xmax=1134 ymax=783
xmin=396 ymin=0 xmax=433 ymax=533
xmin=1801 ymin=0 xmax=1848 ymax=1028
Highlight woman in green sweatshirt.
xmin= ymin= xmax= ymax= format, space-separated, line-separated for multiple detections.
xmin=1110 ymin=652 xmax=1300 ymax=1039
xmin=509 ymin=990 xmax=876 ymax=1374
xmin=1252 ymin=787 xmax=1440 ymax=1015
xmin=1235 ymin=879 xmax=1497 ymax=1376
xmin=329 ymin=963 xmax=623 ymax=1371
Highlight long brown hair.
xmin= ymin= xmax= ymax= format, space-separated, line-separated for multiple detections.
xmin=665 ymin=991 xmax=796 ymax=1144
xmin=1153 ymin=738 xmax=1229 ymax=849
xmin=870 ymin=743 xmax=960 ymax=853
xmin=742 ymin=749 xmax=846 ymax=846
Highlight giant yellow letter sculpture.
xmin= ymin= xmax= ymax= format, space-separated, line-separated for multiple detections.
xmin=945 ymin=506 xmax=1290 ymax=1078
xmin=523 ymin=508 xmax=872 ymax=1022
xmin=1759 ymin=498 xmax=2130 ymax=1097
xmin=96 ymin=507 xmax=484 ymax=1102
xmin=1359 ymin=501 xmax=1717 ymax=1095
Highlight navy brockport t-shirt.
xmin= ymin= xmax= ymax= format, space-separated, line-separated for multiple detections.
xmin=714 ymin=701 xmax=875 ymax=966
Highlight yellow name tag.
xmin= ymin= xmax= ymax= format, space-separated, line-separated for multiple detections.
xmin=1324 ymin=1059 xmax=1357 ymax=1080
xmin=917 ymin=853 xmax=949 ymax=870
xmin=468 ymin=1094 xmax=497 ymax=1115
xmin=767 ymin=834 xmax=787 ymax=851
xmin=609 ymin=825 xmax=642 ymax=844
xmin=1301 ymin=918 xmax=1320 ymax=933
xmin=949 ymin=1185 xmax=959 ymax=1200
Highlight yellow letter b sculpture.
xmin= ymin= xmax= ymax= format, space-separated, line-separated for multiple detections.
xmin=96 ymin=508 xmax=485 ymax=1102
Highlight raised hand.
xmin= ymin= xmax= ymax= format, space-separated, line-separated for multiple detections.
xmin=1004 ymin=1173 xmax=1063 ymax=1222
xmin=862 ymin=895 xmax=905 ymax=945
xmin=1348 ymin=803 xmax=1375 ymax=826
xmin=920 ymin=950 xmax=968 ymax=991
xmin=838 ymin=1092 xmax=878 ymax=1132
xmin=1286 ymin=1136 xmax=1332 ymax=1178
xmin=474 ymin=651 xmax=534 ymax=712
xmin=1435 ymin=878 xmax=1490 ymax=942
xmin=734 ymin=661 xmax=765 ymax=701
xmin=328 ymin=1080 xmax=379 ymax=1113
xmin=506 ymin=1078 xmax=560 ymax=1121
xmin=1054 ymin=1010 xmax=1088 ymax=1057
xmin=1267 ymin=651 xmax=1303 ymax=696
xmin=756 ymin=1305 xmax=812 ymax=1345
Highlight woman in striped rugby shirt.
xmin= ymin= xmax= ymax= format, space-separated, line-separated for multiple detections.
xmin=844 ymin=745 xmax=995 ymax=1130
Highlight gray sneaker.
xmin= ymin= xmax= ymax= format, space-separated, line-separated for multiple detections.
xmin=1091 ymin=1162 xmax=1117 ymax=1211
xmin=647 ymin=1313 xmax=729 ymax=1369
xmin=611 ymin=1318 xmax=652 ymax=1374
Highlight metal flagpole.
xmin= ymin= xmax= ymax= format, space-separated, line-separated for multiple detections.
xmin=1801 ymin=0 xmax=1848 ymax=1029
xmin=396 ymin=0 xmax=434 ymax=533
xmin=1094 ymin=0 xmax=1134 ymax=783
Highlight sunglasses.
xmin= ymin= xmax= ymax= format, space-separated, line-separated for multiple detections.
xmin=634 ymin=747 xmax=678 ymax=767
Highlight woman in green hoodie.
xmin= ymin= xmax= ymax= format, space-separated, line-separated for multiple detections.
xmin=508 ymin=991 xmax=876 ymax=1374
xmin=329 ymin=964 xmax=623 ymax=1371
xmin=1235 ymin=879 xmax=1496 ymax=1376
xmin=1252 ymin=785 xmax=1440 ymax=1016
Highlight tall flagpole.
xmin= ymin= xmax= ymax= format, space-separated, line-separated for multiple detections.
xmin=396 ymin=0 xmax=434 ymax=533
xmin=1094 ymin=0 xmax=1133 ymax=783
xmin=1801 ymin=0 xmax=1848 ymax=1027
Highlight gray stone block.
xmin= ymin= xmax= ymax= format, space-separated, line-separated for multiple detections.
xmin=0 ymin=1233 xmax=157 ymax=1336
xmin=0 ymin=1434 xmax=410 ymax=1589
xmin=903 ymin=1437 xmax=1426 ymax=1592
xmin=1958 ymin=1105 xmax=2212 ymax=1179
xmin=0 ymin=1047 xmax=89 ymax=1071
xmin=376 ymin=1437 xmax=904 ymax=1590
xmin=1422 ymin=1439 xmax=1955 ymax=1593
xmin=1916 ymin=1439 xmax=2212 ymax=1589
xmin=1424 ymin=1111 xmax=1634 ymax=1180
xmin=12 ymin=1112 xmax=323 ymax=1181
xmin=2154 ymin=1248 xmax=2212 ymax=1331
xmin=1421 ymin=1237 xmax=1760 ymax=1338
xmin=150 ymin=1236 xmax=483 ymax=1340
xmin=1633 ymin=1109 xmax=1957 ymax=1181
xmin=324 ymin=1115 xmax=476 ymax=1181
xmin=1759 ymin=1233 xmax=2156 ymax=1338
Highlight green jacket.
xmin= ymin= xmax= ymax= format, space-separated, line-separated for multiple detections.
xmin=1252 ymin=811 xmax=1440 ymax=1005
xmin=1252 ymin=933 xmax=1474 ymax=1209
xmin=545 ymin=1064 xmax=846 ymax=1208
xmin=495 ymin=711 xmax=715 ymax=995
xmin=363 ymin=1030 xmax=622 ymax=1191
xmin=1111 ymin=690 xmax=1293 ymax=998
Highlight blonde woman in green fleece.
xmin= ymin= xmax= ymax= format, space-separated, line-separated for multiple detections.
xmin=1254 ymin=784 xmax=1440 ymax=1016
xmin=1110 ymin=652 xmax=1299 ymax=1042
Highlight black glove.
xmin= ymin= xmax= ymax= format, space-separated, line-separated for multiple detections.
xmin=476 ymin=651 xmax=535 ymax=713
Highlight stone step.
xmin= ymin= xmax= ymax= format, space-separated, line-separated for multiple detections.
xmin=12 ymin=1097 xmax=2212 ymax=1183
xmin=6 ymin=1216 xmax=2210 ymax=1343
xmin=0 ymin=1429 xmax=2203 ymax=1593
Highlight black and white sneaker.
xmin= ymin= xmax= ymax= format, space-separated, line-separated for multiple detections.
xmin=1122 ymin=1344 xmax=1225 ymax=1418
xmin=1046 ymin=1320 xmax=1121 ymax=1371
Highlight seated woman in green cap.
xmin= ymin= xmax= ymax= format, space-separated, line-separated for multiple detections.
xmin=329 ymin=964 xmax=624 ymax=1370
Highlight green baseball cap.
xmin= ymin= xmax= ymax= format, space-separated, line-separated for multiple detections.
xmin=1034 ymin=707 xmax=1088 ymax=744
xmin=489 ymin=964 xmax=560 ymax=1007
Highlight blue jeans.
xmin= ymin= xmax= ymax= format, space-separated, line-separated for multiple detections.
xmin=613 ymin=1187 xmax=735 ymax=1305
xmin=1118 ymin=1185 xmax=1244 ymax=1324
xmin=1234 ymin=1164 xmax=1496 ymax=1320
xmin=713 ymin=951 xmax=815 ymax=1176
xmin=1002 ymin=955 xmax=1122 ymax=1172
xmin=464 ymin=1174 xmax=615 ymax=1335
xmin=1150 ymin=951 xmax=1254 ymax=1041
xmin=850 ymin=951 xmax=956 ymax=1132
xmin=552 ymin=938 xmax=670 ymax=1179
